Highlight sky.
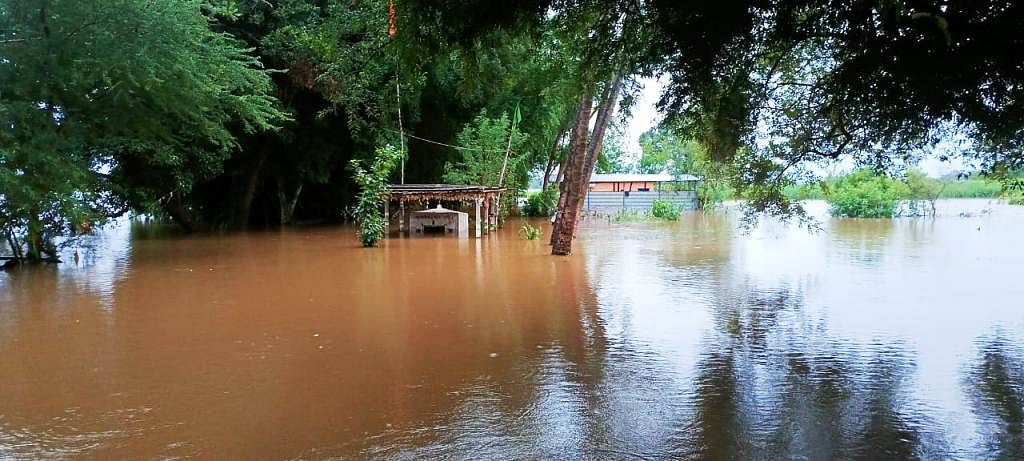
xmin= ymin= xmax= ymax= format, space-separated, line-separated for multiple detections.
xmin=619 ymin=76 xmax=971 ymax=179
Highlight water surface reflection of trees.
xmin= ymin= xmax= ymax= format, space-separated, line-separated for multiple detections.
xmin=966 ymin=335 xmax=1024 ymax=460
xmin=672 ymin=286 xmax=953 ymax=459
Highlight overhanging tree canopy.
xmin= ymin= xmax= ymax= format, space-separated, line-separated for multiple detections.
xmin=414 ymin=0 xmax=1024 ymax=217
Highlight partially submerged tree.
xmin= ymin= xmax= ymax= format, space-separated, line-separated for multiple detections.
xmin=0 ymin=0 xmax=286 ymax=261
xmin=550 ymin=75 xmax=624 ymax=255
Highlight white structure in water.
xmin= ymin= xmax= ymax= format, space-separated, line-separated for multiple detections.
xmin=409 ymin=205 xmax=469 ymax=238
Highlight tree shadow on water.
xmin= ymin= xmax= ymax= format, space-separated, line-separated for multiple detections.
xmin=966 ymin=335 xmax=1024 ymax=460
xmin=671 ymin=286 xmax=949 ymax=460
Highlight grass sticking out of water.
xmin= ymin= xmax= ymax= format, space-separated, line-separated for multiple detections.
xmin=519 ymin=222 xmax=542 ymax=240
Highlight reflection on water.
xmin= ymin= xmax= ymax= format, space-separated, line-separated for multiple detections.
xmin=968 ymin=335 xmax=1024 ymax=459
xmin=1 ymin=199 xmax=1023 ymax=459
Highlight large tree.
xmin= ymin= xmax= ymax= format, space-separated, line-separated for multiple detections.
xmin=0 ymin=0 xmax=285 ymax=261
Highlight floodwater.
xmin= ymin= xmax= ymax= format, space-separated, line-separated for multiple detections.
xmin=1 ymin=199 xmax=1022 ymax=460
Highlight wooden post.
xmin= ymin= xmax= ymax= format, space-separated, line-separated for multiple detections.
xmin=398 ymin=200 xmax=405 ymax=236
xmin=384 ymin=200 xmax=390 ymax=233
xmin=491 ymin=194 xmax=499 ymax=230
xmin=491 ymin=195 xmax=499 ymax=230
xmin=475 ymin=198 xmax=482 ymax=238
xmin=482 ymin=197 xmax=489 ymax=234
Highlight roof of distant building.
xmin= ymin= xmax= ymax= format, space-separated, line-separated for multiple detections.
xmin=589 ymin=173 xmax=700 ymax=183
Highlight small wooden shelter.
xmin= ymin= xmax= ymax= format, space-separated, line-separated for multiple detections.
xmin=382 ymin=184 xmax=505 ymax=238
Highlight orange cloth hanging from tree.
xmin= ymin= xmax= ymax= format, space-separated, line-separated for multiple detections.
xmin=388 ymin=0 xmax=397 ymax=36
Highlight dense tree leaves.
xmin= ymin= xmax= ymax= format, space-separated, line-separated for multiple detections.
xmin=419 ymin=0 xmax=1024 ymax=218
xmin=0 ymin=0 xmax=286 ymax=259
xmin=638 ymin=128 xmax=699 ymax=176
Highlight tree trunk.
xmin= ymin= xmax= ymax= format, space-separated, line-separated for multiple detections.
xmin=551 ymin=95 xmax=594 ymax=253
xmin=234 ymin=149 xmax=268 ymax=229
xmin=550 ymin=112 xmax=584 ymax=245
xmin=548 ymin=150 xmax=571 ymax=247
xmin=5 ymin=229 xmax=22 ymax=261
xmin=551 ymin=76 xmax=623 ymax=256
xmin=571 ymin=76 xmax=623 ymax=238
xmin=541 ymin=152 xmax=555 ymax=192
xmin=541 ymin=129 xmax=566 ymax=192
xmin=163 ymin=192 xmax=197 ymax=233
xmin=278 ymin=178 xmax=303 ymax=225
xmin=26 ymin=206 xmax=44 ymax=262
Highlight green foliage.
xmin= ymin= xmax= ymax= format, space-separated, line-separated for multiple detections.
xmin=650 ymin=199 xmax=681 ymax=221
xmin=826 ymin=169 xmax=908 ymax=218
xmin=595 ymin=124 xmax=631 ymax=174
xmin=783 ymin=183 xmax=826 ymax=201
xmin=697 ymin=181 xmax=734 ymax=210
xmin=523 ymin=189 xmax=559 ymax=217
xmin=638 ymin=128 xmax=699 ymax=176
xmin=903 ymin=171 xmax=943 ymax=200
xmin=443 ymin=112 xmax=528 ymax=186
xmin=786 ymin=174 xmax=1004 ymax=203
xmin=900 ymin=170 xmax=945 ymax=216
xmin=442 ymin=112 xmax=528 ymax=213
xmin=350 ymin=146 xmax=401 ymax=247
xmin=519 ymin=222 xmax=542 ymax=240
xmin=608 ymin=202 xmax=681 ymax=222
xmin=0 ymin=0 xmax=286 ymax=260
xmin=612 ymin=209 xmax=650 ymax=223
xmin=1007 ymin=193 xmax=1024 ymax=206
xmin=939 ymin=179 xmax=1003 ymax=198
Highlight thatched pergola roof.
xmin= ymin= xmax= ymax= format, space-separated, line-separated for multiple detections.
xmin=382 ymin=184 xmax=506 ymax=202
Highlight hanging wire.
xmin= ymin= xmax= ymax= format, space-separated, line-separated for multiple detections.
xmin=387 ymin=0 xmax=514 ymax=189
xmin=384 ymin=128 xmax=517 ymax=154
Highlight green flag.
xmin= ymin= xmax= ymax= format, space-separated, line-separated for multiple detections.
xmin=512 ymin=102 xmax=522 ymax=129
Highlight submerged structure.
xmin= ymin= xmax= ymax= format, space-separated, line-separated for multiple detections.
xmin=382 ymin=184 xmax=505 ymax=238
xmin=410 ymin=205 xmax=468 ymax=238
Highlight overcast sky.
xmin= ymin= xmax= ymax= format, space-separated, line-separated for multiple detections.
xmin=620 ymin=76 xmax=971 ymax=178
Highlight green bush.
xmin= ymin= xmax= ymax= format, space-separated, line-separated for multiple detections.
xmin=612 ymin=209 xmax=648 ymax=222
xmin=826 ymin=168 xmax=908 ymax=218
xmin=650 ymin=199 xmax=681 ymax=220
xmin=523 ymin=188 xmax=559 ymax=217
xmin=697 ymin=181 xmax=733 ymax=209
xmin=1007 ymin=192 xmax=1024 ymax=205
xmin=783 ymin=183 xmax=825 ymax=200
xmin=939 ymin=178 xmax=1003 ymax=198
xmin=350 ymin=145 xmax=401 ymax=247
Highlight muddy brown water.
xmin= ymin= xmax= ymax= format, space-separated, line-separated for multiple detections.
xmin=1 ymin=199 xmax=1023 ymax=460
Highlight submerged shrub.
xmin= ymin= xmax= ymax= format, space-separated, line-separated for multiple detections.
xmin=697 ymin=181 xmax=732 ymax=210
xmin=650 ymin=199 xmax=681 ymax=220
xmin=612 ymin=209 xmax=648 ymax=222
xmin=520 ymin=222 xmax=542 ymax=240
xmin=826 ymin=168 xmax=907 ymax=218
xmin=350 ymin=145 xmax=401 ymax=247
xmin=523 ymin=188 xmax=559 ymax=217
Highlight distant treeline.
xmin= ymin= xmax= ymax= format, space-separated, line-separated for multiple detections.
xmin=781 ymin=170 xmax=1020 ymax=218
xmin=784 ymin=174 xmax=1005 ymax=201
